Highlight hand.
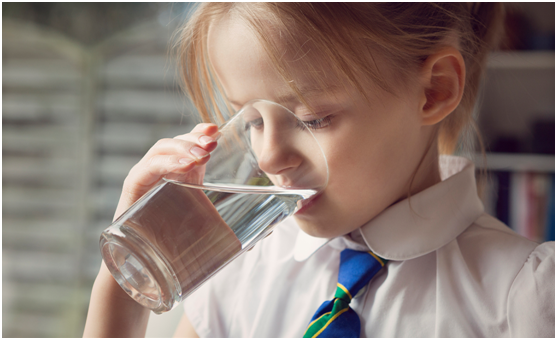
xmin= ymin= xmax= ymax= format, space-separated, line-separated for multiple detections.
xmin=83 ymin=123 xmax=220 ymax=337
xmin=113 ymin=123 xmax=220 ymax=222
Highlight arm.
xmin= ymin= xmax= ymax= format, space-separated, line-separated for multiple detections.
xmin=173 ymin=314 xmax=200 ymax=338
xmin=83 ymin=263 xmax=151 ymax=337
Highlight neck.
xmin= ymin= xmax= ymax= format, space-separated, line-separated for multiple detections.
xmin=400 ymin=136 xmax=442 ymax=204
xmin=414 ymin=139 xmax=442 ymax=193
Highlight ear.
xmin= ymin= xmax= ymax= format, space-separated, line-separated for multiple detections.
xmin=419 ymin=47 xmax=466 ymax=126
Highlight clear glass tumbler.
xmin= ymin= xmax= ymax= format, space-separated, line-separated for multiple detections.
xmin=100 ymin=99 xmax=328 ymax=313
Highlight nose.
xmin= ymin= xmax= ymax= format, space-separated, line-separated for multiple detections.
xmin=255 ymin=125 xmax=303 ymax=177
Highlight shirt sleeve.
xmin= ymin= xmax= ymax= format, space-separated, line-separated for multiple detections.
xmin=507 ymin=241 xmax=555 ymax=337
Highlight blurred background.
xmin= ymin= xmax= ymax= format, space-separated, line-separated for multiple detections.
xmin=2 ymin=2 xmax=555 ymax=338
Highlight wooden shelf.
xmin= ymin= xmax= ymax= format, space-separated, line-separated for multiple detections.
xmin=487 ymin=51 xmax=555 ymax=70
xmin=473 ymin=153 xmax=555 ymax=172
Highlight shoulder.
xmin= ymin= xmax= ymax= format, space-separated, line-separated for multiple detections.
xmin=507 ymin=241 xmax=555 ymax=337
xmin=438 ymin=213 xmax=541 ymax=297
xmin=455 ymin=213 xmax=539 ymax=267
xmin=454 ymin=213 xmax=554 ymax=337
xmin=453 ymin=213 xmax=553 ymax=283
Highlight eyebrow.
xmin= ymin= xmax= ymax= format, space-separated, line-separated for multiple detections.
xmin=228 ymin=84 xmax=342 ymax=108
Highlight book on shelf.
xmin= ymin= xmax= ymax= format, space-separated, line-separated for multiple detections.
xmin=485 ymin=170 xmax=555 ymax=243
xmin=545 ymin=176 xmax=555 ymax=242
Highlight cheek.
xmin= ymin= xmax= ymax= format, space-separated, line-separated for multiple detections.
xmin=321 ymin=107 xmax=418 ymax=198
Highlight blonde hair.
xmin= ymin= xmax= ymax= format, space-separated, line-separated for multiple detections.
xmin=176 ymin=3 xmax=504 ymax=156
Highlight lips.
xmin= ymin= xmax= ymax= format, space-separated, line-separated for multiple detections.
xmin=270 ymin=170 xmax=325 ymax=190
xmin=295 ymin=193 xmax=322 ymax=214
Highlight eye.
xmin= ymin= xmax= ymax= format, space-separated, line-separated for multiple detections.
xmin=244 ymin=117 xmax=264 ymax=131
xmin=297 ymin=115 xmax=334 ymax=131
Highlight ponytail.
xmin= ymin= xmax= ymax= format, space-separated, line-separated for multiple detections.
xmin=438 ymin=2 xmax=505 ymax=155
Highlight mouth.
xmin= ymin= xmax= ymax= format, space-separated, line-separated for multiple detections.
xmin=295 ymin=192 xmax=322 ymax=215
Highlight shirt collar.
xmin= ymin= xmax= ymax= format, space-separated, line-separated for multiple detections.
xmin=293 ymin=155 xmax=485 ymax=262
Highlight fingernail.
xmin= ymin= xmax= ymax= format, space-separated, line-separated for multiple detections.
xmin=190 ymin=146 xmax=209 ymax=159
xmin=199 ymin=135 xmax=216 ymax=145
xmin=179 ymin=158 xmax=194 ymax=165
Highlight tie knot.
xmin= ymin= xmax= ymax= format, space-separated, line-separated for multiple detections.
xmin=335 ymin=249 xmax=387 ymax=302
xmin=334 ymin=283 xmax=353 ymax=302
xmin=304 ymin=249 xmax=386 ymax=338
xmin=303 ymin=250 xmax=387 ymax=338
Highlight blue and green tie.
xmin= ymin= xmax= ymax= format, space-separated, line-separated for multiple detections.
xmin=303 ymin=249 xmax=387 ymax=338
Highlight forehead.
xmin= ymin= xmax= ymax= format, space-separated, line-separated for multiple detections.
xmin=207 ymin=14 xmax=341 ymax=106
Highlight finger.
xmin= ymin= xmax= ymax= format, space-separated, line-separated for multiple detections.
xmin=173 ymin=133 xmax=219 ymax=152
xmin=146 ymin=134 xmax=218 ymax=159
xmin=190 ymin=123 xmax=219 ymax=136
xmin=130 ymin=133 xmax=217 ymax=190
xmin=125 ymin=153 xmax=207 ymax=196
xmin=131 ymin=154 xmax=197 ymax=185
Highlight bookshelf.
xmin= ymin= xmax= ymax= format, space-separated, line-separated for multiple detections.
xmin=487 ymin=51 xmax=555 ymax=70
xmin=474 ymin=153 xmax=555 ymax=173
xmin=477 ymin=50 xmax=555 ymax=243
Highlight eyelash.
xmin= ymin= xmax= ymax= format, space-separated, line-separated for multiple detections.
xmin=244 ymin=118 xmax=263 ymax=131
xmin=297 ymin=116 xmax=333 ymax=131
xmin=245 ymin=115 xmax=334 ymax=131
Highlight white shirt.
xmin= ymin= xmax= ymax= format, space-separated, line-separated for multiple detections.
xmin=184 ymin=156 xmax=555 ymax=337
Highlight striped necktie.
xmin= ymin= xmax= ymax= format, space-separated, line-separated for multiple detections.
xmin=303 ymin=249 xmax=387 ymax=338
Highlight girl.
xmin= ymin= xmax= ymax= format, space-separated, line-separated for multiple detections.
xmin=84 ymin=3 xmax=554 ymax=337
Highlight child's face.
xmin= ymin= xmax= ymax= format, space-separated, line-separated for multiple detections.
xmin=209 ymin=16 xmax=438 ymax=239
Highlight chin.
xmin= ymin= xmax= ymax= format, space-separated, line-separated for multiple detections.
xmin=293 ymin=216 xmax=341 ymax=239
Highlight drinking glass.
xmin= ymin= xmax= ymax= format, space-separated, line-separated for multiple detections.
xmin=99 ymin=99 xmax=328 ymax=313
